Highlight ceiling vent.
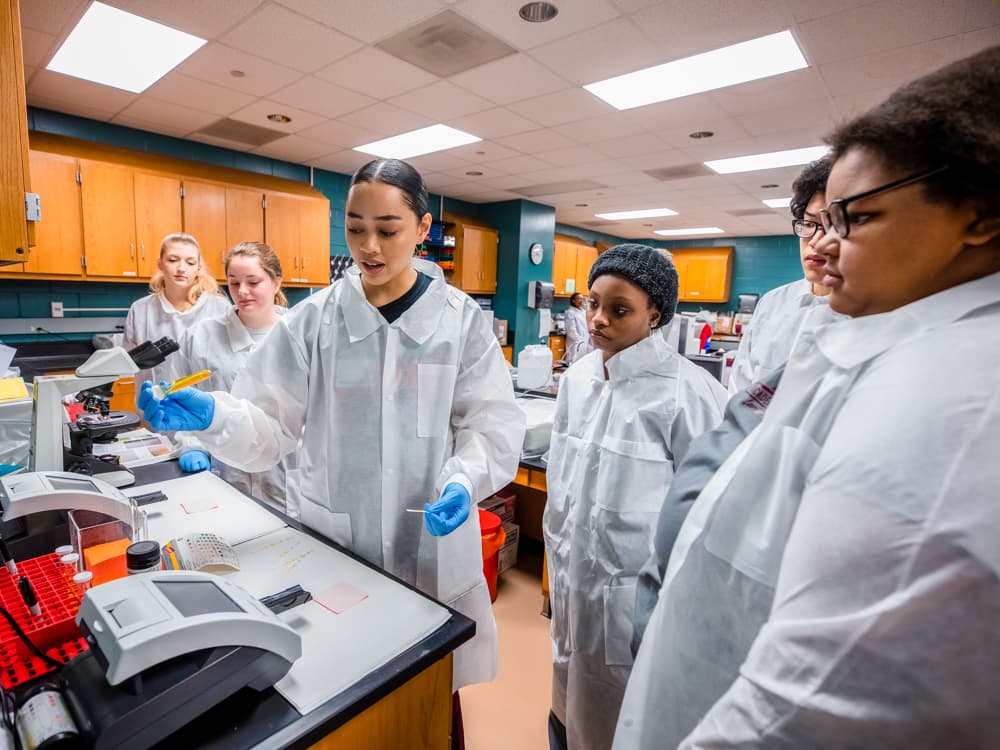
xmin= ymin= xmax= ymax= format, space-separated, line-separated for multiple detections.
xmin=579 ymin=220 xmax=619 ymax=228
xmin=510 ymin=179 xmax=607 ymax=197
xmin=726 ymin=208 xmax=777 ymax=217
xmin=377 ymin=10 xmax=516 ymax=77
xmin=195 ymin=118 xmax=286 ymax=146
xmin=644 ymin=163 xmax=714 ymax=181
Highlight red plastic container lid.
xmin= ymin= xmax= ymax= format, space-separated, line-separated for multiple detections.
xmin=478 ymin=509 xmax=502 ymax=534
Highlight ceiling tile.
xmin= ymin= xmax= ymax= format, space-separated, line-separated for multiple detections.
xmin=447 ymin=107 xmax=540 ymax=139
xmin=338 ymin=102 xmax=434 ymax=136
xmin=819 ymin=36 xmax=962 ymax=97
xmin=113 ymin=97 xmax=218 ymax=134
xmin=495 ymin=128 xmax=578 ymax=154
xmin=251 ymin=134 xmax=335 ymax=161
xmin=144 ymin=73 xmax=255 ymax=117
xmin=189 ymin=131 xmax=268 ymax=152
xmin=447 ymin=141 xmax=521 ymax=162
xmin=275 ymin=0 xmax=446 ymax=44
xmin=507 ymin=87 xmax=612 ymax=126
xmin=220 ymin=4 xmax=363 ymax=73
xmin=528 ymin=17 xmax=662 ymax=84
xmin=591 ymin=132 xmax=669 ymax=159
xmin=314 ymin=47 xmax=438 ymax=98
xmin=961 ymin=25 xmax=1000 ymax=54
xmin=406 ymin=152 xmax=474 ymax=173
xmin=710 ymin=68 xmax=827 ymax=117
xmin=448 ymin=53 xmax=569 ymax=105
xmin=552 ymin=112 xmax=648 ymax=144
xmin=389 ymin=80 xmax=494 ymax=120
xmin=176 ymin=43 xmax=303 ymax=96
xmin=485 ymin=154 xmax=559 ymax=175
xmin=440 ymin=165 xmax=514 ymax=182
xmin=620 ymin=148 xmax=691 ymax=171
xmin=27 ymin=94 xmax=126 ymax=122
xmin=229 ymin=99 xmax=328 ymax=133
xmin=296 ymin=119 xmax=383 ymax=149
xmin=735 ymin=102 xmax=835 ymax=138
xmin=830 ymin=85 xmax=898 ymax=119
xmin=786 ymin=0 xmax=881 ymax=23
xmin=311 ymin=149 xmax=374 ymax=176
xmin=597 ymin=170 xmax=660 ymax=187
xmin=265 ymin=76 xmax=376 ymax=119
xmin=19 ymin=0 xmax=86 ymax=34
xmin=21 ymin=28 xmax=57 ymax=68
xmin=798 ymin=0 xmax=963 ymax=65
xmin=962 ymin=0 xmax=1000 ymax=30
xmin=111 ymin=0 xmax=266 ymax=38
xmin=630 ymin=0 xmax=795 ymax=61
xmin=28 ymin=70 xmax=136 ymax=116
xmin=110 ymin=114 xmax=195 ymax=139
xmin=450 ymin=0 xmax=621 ymax=50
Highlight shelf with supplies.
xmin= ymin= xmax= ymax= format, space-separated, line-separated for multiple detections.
xmin=416 ymin=220 xmax=457 ymax=271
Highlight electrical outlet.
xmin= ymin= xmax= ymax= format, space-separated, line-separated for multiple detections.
xmin=50 ymin=301 xmax=64 ymax=318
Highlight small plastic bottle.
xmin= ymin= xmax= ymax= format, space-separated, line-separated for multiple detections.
xmin=72 ymin=571 xmax=93 ymax=599
xmin=125 ymin=541 xmax=162 ymax=575
xmin=15 ymin=682 xmax=80 ymax=750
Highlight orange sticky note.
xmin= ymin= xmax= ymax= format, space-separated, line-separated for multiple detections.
xmin=82 ymin=538 xmax=131 ymax=585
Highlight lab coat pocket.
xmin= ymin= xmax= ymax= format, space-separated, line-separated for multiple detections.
xmin=604 ymin=579 xmax=637 ymax=667
xmin=417 ymin=364 xmax=458 ymax=438
xmin=703 ymin=424 xmax=821 ymax=587
xmin=300 ymin=502 xmax=353 ymax=549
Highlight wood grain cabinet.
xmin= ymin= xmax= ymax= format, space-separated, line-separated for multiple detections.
xmin=0 ymin=0 xmax=31 ymax=266
xmin=443 ymin=213 xmax=498 ymax=294
xmin=672 ymin=247 xmax=734 ymax=303
xmin=182 ymin=180 xmax=264 ymax=280
xmin=552 ymin=235 xmax=597 ymax=297
xmin=264 ymin=191 xmax=330 ymax=285
xmin=20 ymin=151 xmax=83 ymax=275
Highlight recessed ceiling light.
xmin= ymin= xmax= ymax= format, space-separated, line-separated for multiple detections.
xmin=354 ymin=124 xmax=481 ymax=159
xmin=643 ymin=223 xmax=653 ymax=227
xmin=654 ymin=227 xmax=725 ymax=236
xmin=584 ymin=30 xmax=807 ymax=111
xmin=705 ymin=145 xmax=829 ymax=174
xmin=760 ymin=183 xmax=779 ymax=189
xmin=267 ymin=113 xmax=291 ymax=123
xmin=595 ymin=208 xmax=677 ymax=220
xmin=465 ymin=170 xmax=484 ymax=176
xmin=519 ymin=2 xmax=559 ymax=22
xmin=575 ymin=203 xmax=588 ymax=207
xmin=46 ymin=1 xmax=205 ymax=93
xmin=230 ymin=69 xmax=246 ymax=78
xmin=762 ymin=197 xmax=792 ymax=208
xmin=689 ymin=131 xmax=714 ymax=139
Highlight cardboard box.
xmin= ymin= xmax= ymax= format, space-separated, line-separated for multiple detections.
xmin=479 ymin=489 xmax=516 ymax=525
xmin=493 ymin=319 xmax=508 ymax=346
xmin=498 ymin=521 xmax=519 ymax=574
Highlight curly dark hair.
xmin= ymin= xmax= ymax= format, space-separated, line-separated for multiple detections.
xmin=790 ymin=157 xmax=832 ymax=220
xmin=825 ymin=45 xmax=1000 ymax=216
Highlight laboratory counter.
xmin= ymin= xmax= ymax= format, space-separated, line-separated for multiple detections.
xmin=11 ymin=460 xmax=474 ymax=750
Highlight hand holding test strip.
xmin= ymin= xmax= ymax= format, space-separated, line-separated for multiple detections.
xmin=152 ymin=370 xmax=212 ymax=399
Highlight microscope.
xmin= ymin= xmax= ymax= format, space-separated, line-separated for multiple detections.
xmin=31 ymin=338 xmax=179 ymax=488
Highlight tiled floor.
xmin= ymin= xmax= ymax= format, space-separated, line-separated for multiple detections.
xmin=462 ymin=545 xmax=552 ymax=750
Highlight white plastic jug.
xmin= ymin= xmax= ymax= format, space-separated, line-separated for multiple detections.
xmin=517 ymin=345 xmax=552 ymax=389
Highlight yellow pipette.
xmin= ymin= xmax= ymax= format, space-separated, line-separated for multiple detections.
xmin=153 ymin=370 xmax=212 ymax=399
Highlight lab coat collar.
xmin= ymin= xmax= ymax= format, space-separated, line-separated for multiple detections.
xmin=605 ymin=332 xmax=678 ymax=382
xmin=341 ymin=258 xmax=448 ymax=345
xmin=815 ymin=270 xmax=1000 ymax=369
xmin=156 ymin=290 xmax=219 ymax=316
xmin=222 ymin=305 xmax=286 ymax=353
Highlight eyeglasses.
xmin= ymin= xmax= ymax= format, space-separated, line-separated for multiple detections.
xmin=819 ymin=165 xmax=950 ymax=239
xmin=792 ymin=219 xmax=823 ymax=239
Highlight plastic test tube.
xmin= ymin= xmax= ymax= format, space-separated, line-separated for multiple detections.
xmin=72 ymin=572 xmax=93 ymax=598
xmin=60 ymin=553 xmax=80 ymax=572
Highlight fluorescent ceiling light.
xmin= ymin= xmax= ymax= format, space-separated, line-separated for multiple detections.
xmin=762 ymin=197 xmax=792 ymax=208
xmin=46 ymin=2 xmax=205 ymax=93
xmin=705 ymin=145 xmax=829 ymax=175
xmin=594 ymin=208 xmax=678 ymax=221
xmin=354 ymin=124 xmax=481 ymax=159
xmin=584 ymin=30 xmax=807 ymax=111
xmin=654 ymin=227 xmax=724 ymax=237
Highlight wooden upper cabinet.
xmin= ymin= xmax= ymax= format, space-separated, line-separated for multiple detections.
xmin=80 ymin=160 xmax=138 ymax=278
xmin=133 ymin=171 xmax=182 ymax=277
xmin=181 ymin=179 xmax=228 ymax=280
xmin=23 ymin=151 xmax=82 ymax=275
xmin=553 ymin=235 xmax=597 ymax=296
xmin=574 ymin=245 xmax=597 ymax=295
xmin=225 ymin=186 xmax=264 ymax=249
xmin=673 ymin=247 xmax=734 ymax=303
xmin=263 ymin=191 xmax=300 ymax=282
xmin=0 ymin=0 xmax=30 ymax=265
xmin=298 ymin=197 xmax=330 ymax=285
xmin=452 ymin=223 xmax=498 ymax=294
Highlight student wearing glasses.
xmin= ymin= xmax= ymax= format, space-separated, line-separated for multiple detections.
xmin=614 ymin=45 xmax=1000 ymax=749
xmin=727 ymin=157 xmax=846 ymax=394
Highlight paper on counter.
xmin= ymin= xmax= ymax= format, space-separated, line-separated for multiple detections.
xmin=538 ymin=309 xmax=552 ymax=338
xmin=0 ymin=344 xmax=14 ymax=376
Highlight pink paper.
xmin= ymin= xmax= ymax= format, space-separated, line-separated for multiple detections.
xmin=315 ymin=582 xmax=369 ymax=614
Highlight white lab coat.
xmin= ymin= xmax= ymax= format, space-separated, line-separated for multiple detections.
xmin=173 ymin=306 xmax=298 ymax=517
xmin=544 ymin=333 xmax=727 ymax=749
xmin=614 ymin=270 xmax=1000 ymax=749
xmin=122 ymin=291 xmax=230 ymax=386
xmin=564 ymin=305 xmax=592 ymax=364
xmin=727 ymin=280 xmax=844 ymax=394
xmin=194 ymin=259 xmax=525 ymax=691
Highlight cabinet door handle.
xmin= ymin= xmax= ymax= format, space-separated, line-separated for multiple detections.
xmin=221 ymin=250 xmax=225 ymax=266
xmin=129 ymin=242 xmax=135 ymax=259
xmin=140 ymin=244 xmax=145 ymax=259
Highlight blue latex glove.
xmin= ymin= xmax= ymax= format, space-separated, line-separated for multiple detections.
xmin=179 ymin=449 xmax=211 ymax=473
xmin=424 ymin=483 xmax=471 ymax=537
xmin=137 ymin=380 xmax=215 ymax=432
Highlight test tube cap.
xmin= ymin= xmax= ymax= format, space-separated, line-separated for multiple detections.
xmin=72 ymin=571 xmax=93 ymax=585
xmin=60 ymin=553 xmax=80 ymax=566
xmin=55 ymin=546 xmax=74 ymax=556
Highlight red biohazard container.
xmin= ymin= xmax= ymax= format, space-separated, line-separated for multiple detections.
xmin=479 ymin=510 xmax=506 ymax=603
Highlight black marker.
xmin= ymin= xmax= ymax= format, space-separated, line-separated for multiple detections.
xmin=0 ymin=537 xmax=16 ymax=575
xmin=18 ymin=576 xmax=40 ymax=617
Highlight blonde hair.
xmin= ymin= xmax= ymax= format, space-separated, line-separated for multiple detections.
xmin=149 ymin=233 xmax=221 ymax=304
xmin=225 ymin=242 xmax=287 ymax=307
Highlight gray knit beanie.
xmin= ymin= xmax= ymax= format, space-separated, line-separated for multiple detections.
xmin=587 ymin=243 xmax=678 ymax=329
